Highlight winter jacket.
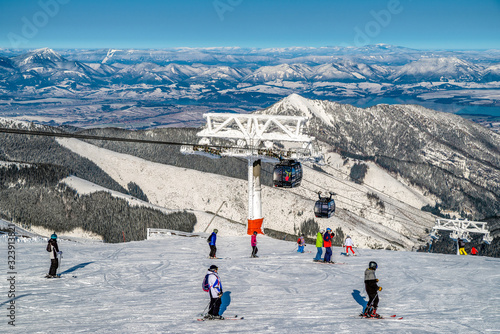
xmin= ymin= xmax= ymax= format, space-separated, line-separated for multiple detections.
xmin=364 ymin=268 xmax=379 ymax=295
xmin=207 ymin=271 xmax=223 ymax=298
xmin=46 ymin=239 xmax=59 ymax=260
xmin=209 ymin=232 xmax=217 ymax=246
xmin=344 ymin=237 xmax=353 ymax=247
xmin=298 ymin=236 xmax=305 ymax=246
xmin=323 ymin=232 xmax=333 ymax=247
xmin=251 ymin=234 xmax=257 ymax=247
xmin=458 ymin=239 xmax=465 ymax=248
xmin=315 ymin=232 xmax=323 ymax=247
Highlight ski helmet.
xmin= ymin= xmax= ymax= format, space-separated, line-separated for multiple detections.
xmin=209 ymin=265 xmax=218 ymax=272
xmin=346 ymin=235 xmax=350 ymax=238
xmin=369 ymin=261 xmax=378 ymax=270
xmin=51 ymin=233 xmax=57 ymax=240
xmin=213 ymin=229 xmax=218 ymax=233
xmin=253 ymin=231 xmax=257 ymax=235
xmin=326 ymin=228 xmax=331 ymax=232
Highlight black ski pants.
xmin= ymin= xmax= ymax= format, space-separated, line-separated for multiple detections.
xmin=251 ymin=246 xmax=258 ymax=257
xmin=208 ymin=297 xmax=221 ymax=316
xmin=209 ymin=245 xmax=217 ymax=258
xmin=49 ymin=259 xmax=59 ymax=276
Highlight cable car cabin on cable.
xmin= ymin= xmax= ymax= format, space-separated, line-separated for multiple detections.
xmin=273 ymin=160 xmax=302 ymax=188
xmin=314 ymin=191 xmax=335 ymax=218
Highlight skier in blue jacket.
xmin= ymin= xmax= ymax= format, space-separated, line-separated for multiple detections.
xmin=208 ymin=229 xmax=218 ymax=259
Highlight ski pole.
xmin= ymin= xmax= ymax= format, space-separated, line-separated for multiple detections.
xmin=201 ymin=299 xmax=211 ymax=316
xmin=365 ymin=291 xmax=379 ymax=312
xmin=57 ymin=253 xmax=62 ymax=277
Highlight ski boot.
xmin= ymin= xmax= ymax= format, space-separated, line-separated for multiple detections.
xmin=370 ymin=308 xmax=381 ymax=319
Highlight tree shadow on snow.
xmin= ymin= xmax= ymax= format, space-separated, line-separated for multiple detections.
xmin=219 ymin=291 xmax=231 ymax=316
xmin=60 ymin=262 xmax=94 ymax=275
xmin=352 ymin=289 xmax=367 ymax=311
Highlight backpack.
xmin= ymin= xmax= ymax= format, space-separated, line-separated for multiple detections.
xmin=297 ymin=238 xmax=301 ymax=244
xmin=202 ymin=274 xmax=211 ymax=292
xmin=207 ymin=235 xmax=211 ymax=243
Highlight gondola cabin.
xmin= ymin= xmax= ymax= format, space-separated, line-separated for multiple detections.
xmin=314 ymin=191 xmax=335 ymax=218
xmin=273 ymin=159 xmax=302 ymax=188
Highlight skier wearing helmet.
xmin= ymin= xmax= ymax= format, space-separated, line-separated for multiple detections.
xmin=45 ymin=232 xmax=62 ymax=278
xmin=363 ymin=261 xmax=382 ymax=318
xmin=205 ymin=265 xmax=224 ymax=320
xmin=323 ymin=228 xmax=334 ymax=263
xmin=208 ymin=229 xmax=218 ymax=259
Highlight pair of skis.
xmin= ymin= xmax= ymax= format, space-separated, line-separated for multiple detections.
xmin=197 ymin=315 xmax=244 ymax=321
xmin=358 ymin=313 xmax=403 ymax=320
xmin=313 ymin=260 xmax=347 ymax=265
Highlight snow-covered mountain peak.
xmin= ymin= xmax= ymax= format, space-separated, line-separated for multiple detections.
xmin=23 ymin=47 xmax=64 ymax=63
xmin=260 ymin=94 xmax=336 ymax=126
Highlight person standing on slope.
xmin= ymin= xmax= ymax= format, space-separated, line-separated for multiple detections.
xmin=344 ymin=235 xmax=356 ymax=256
xmin=363 ymin=261 xmax=382 ymax=318
xmin=323 ymin=228 xmax=334 ymax=263
xmin=204 ymin=265 xmax=224 ymax=320
xmin=314 ymin=229 xmax=324 ymax=261
xmin=208 ymin=229 xmax=218 ymax=259
xmin=297 ymin=234 xmax=306 ymax=253
xmin=251 ymin=231 xmax=259 ymax=258
xmin=46 ymin=233 xmax=62 ymax=278
xmin=458 ymin=238 xmax=467 ymax=255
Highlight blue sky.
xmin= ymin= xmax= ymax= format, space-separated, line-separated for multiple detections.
xmin=0 ymin=0 xmax=499 ymax=50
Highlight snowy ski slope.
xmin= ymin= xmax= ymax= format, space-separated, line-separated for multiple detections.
xmin=3 ymin=234 xmax=499 ymax=333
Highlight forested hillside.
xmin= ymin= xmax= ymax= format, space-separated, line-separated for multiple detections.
xmin=0 ymin=163 xmax=196 ymax=242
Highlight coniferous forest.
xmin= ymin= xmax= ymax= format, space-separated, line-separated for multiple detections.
xmin=0 ymin=163 xmax=196 ymax=242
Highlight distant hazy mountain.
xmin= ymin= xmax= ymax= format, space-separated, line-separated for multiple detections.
xmin=0 ymin=46 xmax=498 ymax=131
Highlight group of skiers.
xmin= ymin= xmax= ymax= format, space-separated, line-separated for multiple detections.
xmin=207 ymin=228 xmax=259 ymax=259
xmin=202 ymin=259 xmax=384 ymax=319
xmin=203 ymin=228 xmax=384 ymax=319
xmin=312 ymin=228 xmax=356 ymax=263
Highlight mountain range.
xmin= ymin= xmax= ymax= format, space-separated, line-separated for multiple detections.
xmin=0 ymin=46 xmax=499 ymax=131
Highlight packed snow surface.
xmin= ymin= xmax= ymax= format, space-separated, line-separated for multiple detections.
xmin=3 ymin=233 xmax=499 ymax=333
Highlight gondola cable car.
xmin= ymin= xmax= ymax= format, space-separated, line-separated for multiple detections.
xmin=314 ymin=191 xmax=336 ymax=218
xmin=273 ymin=159 xmax=302 ymax=188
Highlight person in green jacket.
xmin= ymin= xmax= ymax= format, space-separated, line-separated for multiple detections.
xmin=313 ymin=229 xmax=324 ymax=261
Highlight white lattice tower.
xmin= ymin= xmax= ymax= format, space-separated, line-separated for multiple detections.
xmin=181 ymin=113 xmax=318 ymax=234
xmin=429 ymin=218 xmax=492 ymax=255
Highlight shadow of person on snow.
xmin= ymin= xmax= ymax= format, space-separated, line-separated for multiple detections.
xmin=352 ymin=289 xmax=367 ymax=312
xmin=219 ymin=291 xmax=231 ymax=316
xmin=59 ymin=262 xmax=94 ymax=275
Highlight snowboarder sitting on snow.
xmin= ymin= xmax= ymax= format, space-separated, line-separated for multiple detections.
xmin=458 ymin=238 xmax=467 ymax=255
xmin=208 ymin=229 xmax=218 ymax=259
xmin=46 ymin=233 xmax=62 ymax=278
xmin=344 ymin=235 xmax=356 ymax=256
xmin=363 ymin=261 xmax=382 ymax=318
xmin=314 ymin=229 xmax=324 ymax=261
xmin=297 ymin=234 xmax=306 ymax=253
xmin=251 ymin=231 xmax=259 ymax=258
xmin=204 ymin=265 xmax=224 ymax=320
xmin=323 ymin=228 xmax=334 ymax=262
